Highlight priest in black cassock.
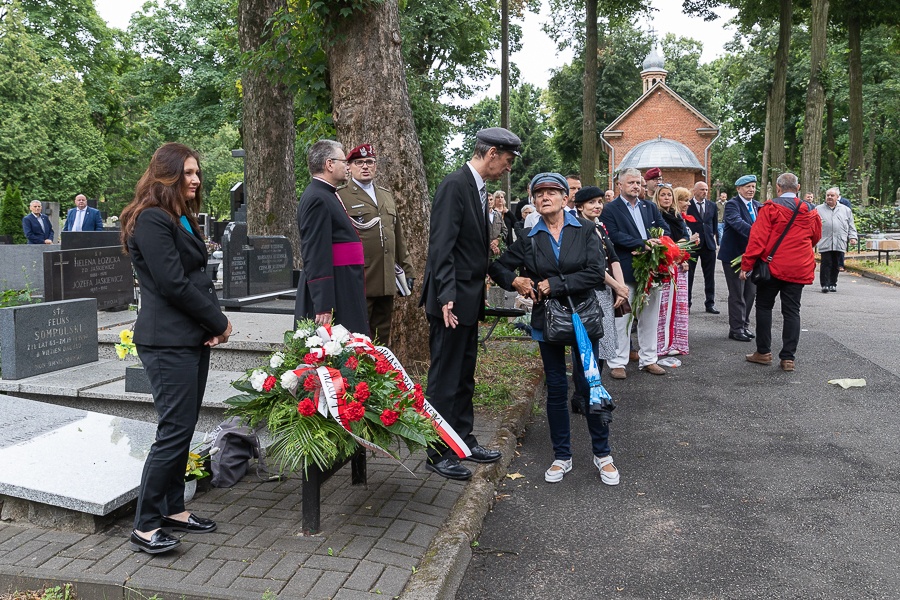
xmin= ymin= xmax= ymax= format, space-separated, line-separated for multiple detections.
xmin=294 ymin=140 xmax=369 ymax=335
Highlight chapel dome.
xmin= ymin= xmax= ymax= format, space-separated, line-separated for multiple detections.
xmin=642 ymin=47 xmax=666 ymax=71
xmin=618 ymin=137 xmax=703 ymax=171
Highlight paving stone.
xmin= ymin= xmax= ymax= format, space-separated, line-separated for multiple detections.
xmin=240 ymin=549 xmax=284 ymax=578
xmin=375 ymin=499 xmax=406 ymax=519
xmin=382 ymin=518 xmax=415 ymax=542
xmin=406 ymin=521 xmax=439 ymax=549
xmin=132 ymin=563 xmax=187 ymax=584
xmin=245 ymin=527 xmax=284 ymax=549
xmin=281 ymin=567 xmax=323 ymax=598
xmin=398 ymin=507 xmax=445 ymax=528
xmin=163 ymin=541 xmax=215 ymax=572
xmin=180 ymin=557 xmax=226 ymax=586
xmin=39 ymin=556 xmax=73 ymax=570
xmin=373 ymin=537 xmax=424 ymax=559
xmin=333 ymin=589 xmax=392 ymax=600
xmin=412 ymin=485 xmax=440 ymax=505
xmin=223 ymin=523 xmax=265 ymax=548
xmin=336 ymin=535 xmax=377 ymax=560
xmin=405 ymin=499 xmax=449 ymax=518
xmin=340 ymin=523 xmax=389 ymax=538
xmin=343 ymin=559 xmax=384 ymax=591
xmin=58 ymin=557 xmax=98 ymax=573
xmin=209 ymin=543 xmax=259 ymax=562
xmin=363 ymin=547 xmax=419 ymax=570
xmin=2 ymin=540 xmax=47 ymax=564
xmin=306 ymin=569 xmax=349 ymax=600
xmin=0 ymin=527 xmax=44 ymax=551
xmin=35 ymin=531 xmax=86 ymax=545
xmin=15 ymin=542 xmax=69 ymax=566
xmin=373 ymin=564 xmax=412 ymax=597
xmin=230 ymin=574 xmax=281 ymax=594
xmin=84 ymin=546 xmax=134 ymax=575
xmin=302 ymin=553 xmax=359 ymax=573
xmin=265 ymin=553 xmax=304 ymax=580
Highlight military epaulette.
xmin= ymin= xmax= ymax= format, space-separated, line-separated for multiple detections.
xmin=336 ymin=183 xmax=349 ymax=191
xmin=376 ymin=185 xmax=391 ymax=193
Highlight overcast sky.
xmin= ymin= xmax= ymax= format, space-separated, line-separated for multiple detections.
xmin=94 ymin=0 xmax=738 ymax=96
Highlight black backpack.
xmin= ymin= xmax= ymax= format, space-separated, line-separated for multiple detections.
xmin=203 ymin=417 xmax=271 ymax=487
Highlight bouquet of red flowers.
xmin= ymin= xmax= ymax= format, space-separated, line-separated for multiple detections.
xmin=630 ymin=227 xmax=695 ymax=320
xmin=225 ymin=320 xmax=443 ymax=473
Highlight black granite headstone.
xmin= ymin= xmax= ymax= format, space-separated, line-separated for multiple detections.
xmin=0 ymin=298 xmax=98 ymax=379
xmin=221 ymin=221 xmax=249 ymax=298
xmin=42 ymin=246 xmax=134 ymax=310
xmin=60 ymin=231 xmax=121 ymax=250
xmin=248 ymin=236 xmax=293 ymax=295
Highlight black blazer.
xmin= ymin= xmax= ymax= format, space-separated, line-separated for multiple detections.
xmin=685 ymin=198 xmax=718 ymax=250
xmin=128 ymin=208 xmax=228 ymax=346
xmin=717 ymin=196 xmax=762 ymax=263
xmin=420 ymin=165 xmax=490 ymax=326
xmin=22 ymin=213 xmax=53 ymax=244
xmin=601 ymin=196 xmax=671 ymax=283
xmin=488 ymin=217 xmax=604 ymax=334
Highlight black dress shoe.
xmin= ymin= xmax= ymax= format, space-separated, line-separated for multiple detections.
xmin=742 ymin=328 xmax=755 ymax=339
xmin=161 ymin=513 xmax=217 ymax=534
xmin=728 ymin=331 xmax=752 ymax=342
xmin=425 ymin=458 xmax=472 ymax=480
xmin=705 ymin=305 xmax=721 ymax=314
xmin=465 ymin=445 xmax=502 ymax=463
xmin=130 ymin=530 xmax=181 ymax=554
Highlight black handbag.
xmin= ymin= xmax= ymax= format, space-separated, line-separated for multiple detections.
xmin=544 ymin=294 xmax=604 ymax=344
xmin=750 ymin=200 xmax=802 ymax=285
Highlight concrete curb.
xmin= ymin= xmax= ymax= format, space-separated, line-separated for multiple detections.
xmin=843 ymin=264 xmax=900 ymax=288
xmin=400 ymin=380 xmax=542 ymax=600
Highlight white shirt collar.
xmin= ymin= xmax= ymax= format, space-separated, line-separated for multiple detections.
xmin=466 ymin=162 xmax=485 ymax=193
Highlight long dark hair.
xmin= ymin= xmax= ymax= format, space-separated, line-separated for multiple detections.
xmin=120 ymin=143 xmax=203 ymax=252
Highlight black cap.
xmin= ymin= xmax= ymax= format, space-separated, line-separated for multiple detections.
xmin=573 ymin=186 xmax=604 ymax=205
xmin=476 ymin=127 xmax=522 ymax=156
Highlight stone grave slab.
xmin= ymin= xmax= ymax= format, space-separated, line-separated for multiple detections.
xmin=60 ymin=230 xmax=121 ymax=250
xmin=43 ymin=246 xmax=135 ymax=310
xmin=0 ymin=243 xmax=55 ymax=294
xmin=0 ymin=298 xmax=98 ymax=380
xmin=222 ymin=221 xmax=249 ymax=298
xmin=1 ymin=359 xmax=127 ymax=396
xmin=248 ymin=235 xmax=293 ymax=295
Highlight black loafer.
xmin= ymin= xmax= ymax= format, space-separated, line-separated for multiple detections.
xmin=161 ymin=513 xmax=217 ymax=534
xmin=705 ymin=305 xmax=721 ymax=314
xmin=130 ymin=530 xmax=181 ymax=554
xmin=465 ymin=445 xmax=502 ymax=464
xmin=425 ymin=458 xmax=472 ymax=480
xmin=742 ymin=328 xmax=755 ymax=339
xmin=728 ymin=331 xmax=752 ymax=342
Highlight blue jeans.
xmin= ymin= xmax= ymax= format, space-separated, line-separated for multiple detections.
xmin=538 ymin=340 xmax=611 ymax=460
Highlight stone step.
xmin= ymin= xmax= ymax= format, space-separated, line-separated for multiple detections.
xmin=0 ymin=394 xmax=204 ymax=532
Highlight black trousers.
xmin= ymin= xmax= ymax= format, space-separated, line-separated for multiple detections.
xmin=820 ymin=251 xmax=843 ymax=287
xmin=721 ymin=260 xmax=756 ymax=334
xmin=367 ymin=295 xmax=394 ymax=346
xmin=425 ymin=314 xmax=479 ymax=462
xmin=134 ymin=344 xmax=210 ymax=531
xmin=688 ymin=246 xmax=717 ymax=307
xmin=754 ymin=277 xmax=804 ymax=361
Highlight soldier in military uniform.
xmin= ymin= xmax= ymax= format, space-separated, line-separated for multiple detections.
xmin=338 ymin=144 xmax=414 ymax=346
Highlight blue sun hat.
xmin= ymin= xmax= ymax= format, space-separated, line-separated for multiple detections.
xmin=529 ymin=172 xmax=569 ymax=194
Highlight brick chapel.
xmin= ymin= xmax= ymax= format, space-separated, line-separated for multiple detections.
xmin=600 ymin=48 xmax=719 ymax=190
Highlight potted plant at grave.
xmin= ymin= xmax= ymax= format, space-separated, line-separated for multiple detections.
xmin=184 ymin=448 xmax=210 ymax=502
xmin=224 ymin=320 xmax=450 ymax=474
xmin=115 ymin=328 xmax=153 ymax=393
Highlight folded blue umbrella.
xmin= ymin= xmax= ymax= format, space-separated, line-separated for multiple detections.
xmin=570 ymin=304 xmax=614 ymax=413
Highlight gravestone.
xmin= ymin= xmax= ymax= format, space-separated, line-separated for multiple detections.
xmin=43 ymin=246 xmax=134 ymax=310
xmin=60 ymin=230 xmax=121 ymax=250
xmin=0 ymin=244 xmax=53 ymax=293
xmin=221 ymin=222 xmax=293 ymax=298
xmin=0 ymin=298 xmax=98 ymax=379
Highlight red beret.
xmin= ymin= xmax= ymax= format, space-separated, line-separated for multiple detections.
xmin=347 ymin=144 xmax=376 ymax=162
xmin=644 ymin=167 xmax=662 ymax=180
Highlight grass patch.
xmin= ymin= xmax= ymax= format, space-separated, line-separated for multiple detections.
xmin=845 ymin=258 xmax=900 ymax=281
xmin=473 ymin=340 xmax=542 ymax=411
xmin=0 ymin=585 xmax=76 ymax=600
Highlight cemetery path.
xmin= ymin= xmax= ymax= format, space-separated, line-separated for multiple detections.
xmin=458 ymin=267 xmax=900 ymax=599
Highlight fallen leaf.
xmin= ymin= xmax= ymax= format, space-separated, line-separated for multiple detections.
xmin=827 ymin=378 xmax=866 ymax=389
xmin=506 ymin=472 xmax=525 ymax=480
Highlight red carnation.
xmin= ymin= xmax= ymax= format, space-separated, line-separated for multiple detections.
xmin=303 ymin=352 xmax=322 ymax=365
xmin=413 ymin=395 xmax=425 ymax=412
xmin=344 ymin=356 xmax=359 ymax=370
xmin=297 ymin=399 xmax=316 ymax=416
xmin=353 ymin=381 xmax=371 ymax=403
xmin=303 ymin=373 xmax=318 ymax=392
xmin=344 ymin=401 xmax=365 ymax=422
xmin=398 ymin=381 xmax=410 ymax=392
xmin=262 ymin=375 xmax=277 ymax=392
xmin=375 ymin=360 xmax=392 ymax=375
xmin=380 ymin=409 xmax=400 ymax=427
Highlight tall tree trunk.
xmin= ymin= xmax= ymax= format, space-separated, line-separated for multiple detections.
xmin=238 ymin=0 xmax=299 ymax=261
xmin=800 ymin=0 xmax=829 ymax=196
xmin=846 ymin=13 xmax=864 ymax=200
xmin=826 ymin=96 xmax=836 ymax=174
xmin=761 ymin=0 xmax=792 ymax=199
xmin=326 ymin=0 xmax=430 ymax=365
xmin=874 ymin=114 xmax=884 ymax=204
xmin=580 ymin=0 xmax=598 ymax=186
xmin=500 ymin=0 xmax=510 ymax=196
xmin=861 ymin=116 xmax=876 ymax=205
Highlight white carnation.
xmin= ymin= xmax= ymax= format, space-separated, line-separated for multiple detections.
xmin=249 ymin=370 xmax=268 ymax=392
xmin=323 ymin=340 xmax=343 ymax=356
xmin=293 ymin=328 xmax=311 ymax=339
xmin=351 ymin=332 xmax=371 ymax=342
xmin=280 ymin=369 xmax=299 ymax=392
xmin=306 ymin=335 xmax=323 ymax=348
xmin=269 ymin=352 xmax=285 ymax=368
xmin=331 ymin=325 xmax=350 ymax=343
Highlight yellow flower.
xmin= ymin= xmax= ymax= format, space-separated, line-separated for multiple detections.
xmin=115 ymin=345 xmax=128 ymax=359
xmin=120 ymin=329 xmax=134 ymax=344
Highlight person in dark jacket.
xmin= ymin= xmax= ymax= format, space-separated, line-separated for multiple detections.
xmin=489 ymin=173 xmax=620 ymax=486
xmin=120 ymin=143 xmax=232 ymax=554
xmin=22 ymin=200 xmax=54 ymax=244
xmin=718 ymin=175 xmax=762 ymax=342
xmin=740 ymin=172 xmax=822 ymax=372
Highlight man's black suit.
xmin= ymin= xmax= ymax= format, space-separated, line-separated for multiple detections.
xmin=419 ymin=165 xmax=489 ymax=462
xmin=685 ymin=197 xmax=718 ymax=308
xmin=128 ymin=208 xmax=229 ymax=532
xmin=600 ymin=196 xmax=670 ymax=283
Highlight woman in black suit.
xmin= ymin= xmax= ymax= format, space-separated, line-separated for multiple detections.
xmin=120 ymin=143 xmax=232 ymax=554
xmin=489 ymin=173 xmax=620 ymax=486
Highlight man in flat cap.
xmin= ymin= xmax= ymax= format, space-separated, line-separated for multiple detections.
xmin=717 ymin=175 xmax=762 ymax=342
xmin=294 ymin=139 xmax=369 ymax=335
xmin=338 ymin=144 xmax=413 ymax=346
xmin=419 ymin=126 xmax=520 ymax=480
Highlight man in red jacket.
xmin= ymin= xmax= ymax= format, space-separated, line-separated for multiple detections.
xmin=739 ymin=173 xmax=822 ymax=372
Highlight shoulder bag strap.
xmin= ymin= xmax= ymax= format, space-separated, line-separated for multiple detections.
xmin=764 ymin=200 xmax=802 ymax=263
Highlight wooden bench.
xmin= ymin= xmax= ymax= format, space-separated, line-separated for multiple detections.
xmin=866 ymin=239 xmax=900 ymax=265
xmin=480 ymin=306 xmax=526 ymax=349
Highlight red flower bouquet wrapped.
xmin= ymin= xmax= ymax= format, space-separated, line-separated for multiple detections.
xmin=630 ymin=227 xmax=695 ymax=320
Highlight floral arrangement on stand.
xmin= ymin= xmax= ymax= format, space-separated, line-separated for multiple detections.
xmin=224 ymin=320 xmax=448 ymax=474
xmin=630 ymin=227 xmax=695 ymax=320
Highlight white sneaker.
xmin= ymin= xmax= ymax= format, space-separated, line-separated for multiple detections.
xmin=544 ymin=458 xmax=572 ymax=483
xmin=593 ymin=455 xmax=620 ymax=486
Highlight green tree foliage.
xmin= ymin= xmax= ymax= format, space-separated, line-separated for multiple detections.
xmin=0 ymin=6 xmax=108 ymax=203
xmin=0 ymin=183 xmax=26 ymax=244
xmin=206 ymin=171 xmax=243 ymax=220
